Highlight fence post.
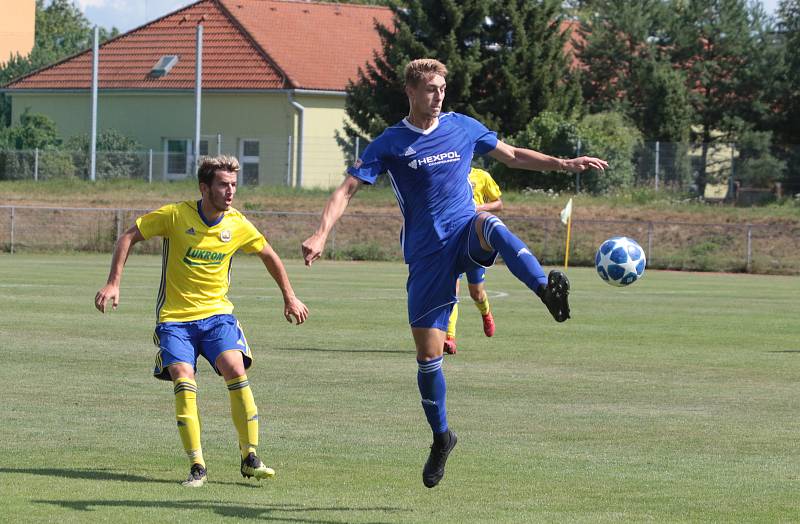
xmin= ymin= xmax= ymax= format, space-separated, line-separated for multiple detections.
xmin=34 ymin=148 xmax=39 ymax=182
xmin=115 ymin=209 xmax=122 ymax=240
xmin=542 ymin=218 xmax=549 ymax=263
xmin=330 ymin=223 xmax=336 ymax=258
xmin=355 ymin=136 xmax=360 ymax=162
xmin=746 ymin=224 xmax=752 ymax=273
xmin=10 ymin=207 xmax=15 ymax=254
xmin=286 ymin=135 xmax=293 ymax=187
xmin=647 ymin=222 xmax=654 ymax=264
xmin=148 ymin=149 xmax=153 ymax=183
xmin=654 ymin=141 xmax=660 ymax=191
xmin=575 ymin=139 xmax=582 ymax=193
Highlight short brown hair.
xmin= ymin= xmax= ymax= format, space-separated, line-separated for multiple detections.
xmin=197 ymin=155 xmax=239 ymax=186
xmin=404 ymin=58 xmax=448 ymax=88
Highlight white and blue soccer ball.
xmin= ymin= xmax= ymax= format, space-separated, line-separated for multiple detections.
xmin=595 ymin=236 xmax=646 ymax=287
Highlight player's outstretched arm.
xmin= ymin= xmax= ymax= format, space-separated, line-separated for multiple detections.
xmin=488 ymin=140 xmax=608 ymax=173
xmin=257 ymin=243 xmax=309 ymax=325
xmin=95 ymin=225 xmax=145 ymax=313
xmin=301 ymin=175 xmax=362 ymax=266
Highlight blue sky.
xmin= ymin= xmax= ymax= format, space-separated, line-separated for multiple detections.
xmin=76 ymin=0 xmax=782 ymax=34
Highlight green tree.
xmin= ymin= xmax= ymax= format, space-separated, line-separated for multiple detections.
xmin=473 ymin=0 xmax=582 ymax=135
xmin=669 ymin=0 xmax=778 ymax=195
xmin=344 ymin=0 xmax=488 ymax=143
xmin=576 ymin=0 xmax=693 ymax=141
xmin=775 ymin=0 xmax=800 ymax=194
xmin=1 ymin=0 xmax=118 ymax=126
xmin=343 ymin=0 xmax=581 ymax=148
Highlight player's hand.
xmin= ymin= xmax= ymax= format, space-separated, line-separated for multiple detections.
xmin=564 ymin=156 xmax=608 ymax=173
xmin=301 ymin=234 xmax=326 ymax=267
xmin=283 ymin=296 xmax=309 ymax=325
xmin=95 ymin=283 xmax=120 ymax=313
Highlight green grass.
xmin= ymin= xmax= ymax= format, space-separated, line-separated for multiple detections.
xmin=1 ymin=253 xmax=799 ymax=522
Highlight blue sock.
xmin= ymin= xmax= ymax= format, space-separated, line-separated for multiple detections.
xmin=483 ymin=216 xmax=548 ymax=295
xmin=417 ymin=356 xmax=448 ymax=434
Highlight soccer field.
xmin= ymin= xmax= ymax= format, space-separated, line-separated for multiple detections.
xmin=1 ymin=253 xmax=799 ymax=522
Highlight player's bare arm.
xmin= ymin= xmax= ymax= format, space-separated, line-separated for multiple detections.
xmin=476 ymin=198 xmax=503 ymax=213
xmin=94 ymin=224 xmax=145 ymax=313
xmin=301 ymin=175 xmax=362 ymax=266
xmin=257 ymin=243 xmax=309 ymax=324
xmin=488 ymin=140 xmax=608 ymax=173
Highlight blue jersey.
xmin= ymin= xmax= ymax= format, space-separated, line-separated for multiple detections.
xmin=347 ymin=112 xmax=498 ymax=262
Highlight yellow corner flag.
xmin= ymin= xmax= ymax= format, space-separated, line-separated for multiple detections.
xmin=560 ymin=198 xmax=573 ymax=269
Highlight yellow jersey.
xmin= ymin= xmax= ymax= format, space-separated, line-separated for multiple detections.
xmin=468 ymin=168 xmax=502 ymax=206
xmin=136 ymin=200 xmax=267 ymax=323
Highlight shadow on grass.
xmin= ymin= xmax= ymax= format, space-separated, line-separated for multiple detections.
xmin=0 ymin=467 xmax=252 ymax=487
xmin=36 ymin=499 xmax=408 ymax=523
xmin=273 ymin=346 xmax=409 ymax=355
xmin=767 ymin=350 xmax=800 ymax=353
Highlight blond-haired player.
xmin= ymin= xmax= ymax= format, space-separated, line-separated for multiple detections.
xmin=95 ymin=155 xmax=308 ymax=487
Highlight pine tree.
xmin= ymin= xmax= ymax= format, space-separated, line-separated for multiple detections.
xmin=576 ymin=0 xmax=692 ymax=141
xmin=474 ymin=0 xmax=582 ymax=136
xmin=669 ymin=0 xmax=777 ymax=194
xmin=344 ymin=0 xmax=580 ymax=144
xmin=775 ymin=0 xmax=800 ymax=193
xmin=344 ymin=0 xmax=488 ymax=143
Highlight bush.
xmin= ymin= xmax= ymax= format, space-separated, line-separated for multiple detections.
xmin=578 ymin=112 xmax=642 ymax=194
xmin=490 ymin=111 xmax=642 ymax=194
xmin=65 ymin=129 xmax=143 ymax=179
xmin=490 ymin=111 xmax=581 ymax=191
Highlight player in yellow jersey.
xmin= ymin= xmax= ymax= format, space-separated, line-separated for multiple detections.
xmin=94 ymin=155 xmax=308 ymax=487
xmin=443 ymin=167 xmax=503 ymax=355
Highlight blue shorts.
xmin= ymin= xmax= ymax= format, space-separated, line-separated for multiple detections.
xmin=152 ymin=314 xmax=252 ymax=381
xmin=407 ymin=215 xmax=498 ymax=330
xmin=464 ymin=266 xmax=486 ymax=284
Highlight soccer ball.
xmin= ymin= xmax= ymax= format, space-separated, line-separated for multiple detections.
xmin=595 ymin=236 xmax=646 ymax=287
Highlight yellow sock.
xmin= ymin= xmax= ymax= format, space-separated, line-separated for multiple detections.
xmin=227 ymin=375 xmax=259 ymax=459
xmin=446 ymin=303 xmax=458 ymax=338
xmin=474 ymin=297 xmax=491 ymax=316
xmin=174 ymin=378 xmax=204 ymax=467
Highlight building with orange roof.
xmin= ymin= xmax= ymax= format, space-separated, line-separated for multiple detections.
xmin=2 ymin=0 xmax=393 ymax=188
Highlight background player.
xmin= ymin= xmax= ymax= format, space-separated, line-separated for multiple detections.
xmin=302 ymin=59 xmax=606 ymax=488
xmin=95 ymin=155 xmax=308 ymax=487
xmin=444 ymin=166 xmax=503 ymax=355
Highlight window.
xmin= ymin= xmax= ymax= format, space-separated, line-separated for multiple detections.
xmin=239 ymin=139 xmax=260 ymax=186
xmin=166 ymin=139 xmax=189 ymax=178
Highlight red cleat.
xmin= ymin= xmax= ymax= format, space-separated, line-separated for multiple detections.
xmin=482 ymin=312 xmax=495 ymax=337
xmin=443 ymin=336 xmax=457 ymax=355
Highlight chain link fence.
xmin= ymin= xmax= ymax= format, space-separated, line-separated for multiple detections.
xmin=1 ymin=205 xmax=797 ymax=275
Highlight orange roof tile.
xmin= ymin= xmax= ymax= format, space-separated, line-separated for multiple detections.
xmin=219 ymin=0 xmax=393 ymax=91
xmin=5 ymin=0 xmax=393 ymax=92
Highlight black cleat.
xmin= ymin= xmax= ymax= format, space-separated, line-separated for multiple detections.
xmin=422 ymin=430 xmax=457 ymax=488
xmin=181 ymin=463 xmax=207 ymax=487
xmin=240 ymin=452 xmax=275 ymax=480
xmin=541 ymin=270 xmax=570 ymax=322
